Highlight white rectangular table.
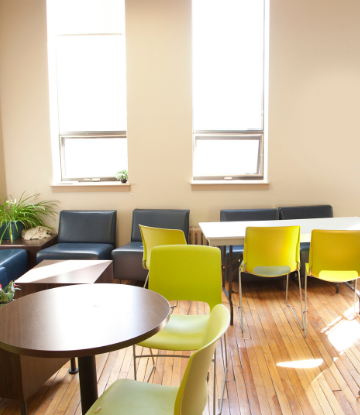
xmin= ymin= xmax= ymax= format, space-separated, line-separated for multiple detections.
xmin=200 ymin=217 xmax=360 ymax=324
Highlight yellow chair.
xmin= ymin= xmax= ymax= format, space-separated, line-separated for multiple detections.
xmin=86 ymin=304 xmax=230 ymax=415
xmin=134 ymin=226 xmax=188 ymax=380
xmin=134 ymin=244 xmax=227 ymax=415
xmin=238 ymin=226 xmax=304 ymax=333
xmin=304 ymin=230 xmax=360 ymax=337
xmin=139 ymin=225 xmax=187 ymax=288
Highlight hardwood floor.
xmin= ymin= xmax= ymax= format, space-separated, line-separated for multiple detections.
xmin=2 ymin=278 xmax=360 ymax=415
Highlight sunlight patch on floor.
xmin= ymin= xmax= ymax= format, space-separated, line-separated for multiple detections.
xmin=277 ymin=359 xmax=323 ymax=369
xmin=327 ymin=317 xmax=360 ymax=351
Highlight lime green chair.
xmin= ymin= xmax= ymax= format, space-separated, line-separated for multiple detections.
xmin=139 ymin=225 xmax=187 ymax=288
xmin=134 ymin=244 xmax=227 ymax=415
xmin=238 ymin=226 xmax=304 ymax=333
xmin=304 ymin=230 xmax=360 ymax=337
xmin=86 ymin=304 xmax=230 ymax=415
xmin=134 ymin=226 xmax=188 ymax=379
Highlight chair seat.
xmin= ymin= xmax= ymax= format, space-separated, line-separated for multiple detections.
xmin=305 ymin=263 xmax=358 ymax=282
xmin=138 ymin=314 xmax=210 ymax=350
xmin=112 ymin=242 xmax=147 ymax=281
xmin=252 ymin=265 xmax=291 ymax=277
xmin=86 ymin=379 xmax=178 ymax=415
xmin=36 ymin=243 xmax=113 ymax=263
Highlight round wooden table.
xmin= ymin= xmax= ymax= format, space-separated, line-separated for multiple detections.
xmin=0 ymin=284 xmax=170 ymax=414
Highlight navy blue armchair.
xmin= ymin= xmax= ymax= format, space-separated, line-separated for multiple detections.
xmin=220 ymin=209 xmax=278 ymax=282
xmin=0 ymin=249 xmax=27 ymax=287
xmin=278 ymin=205 xmax=333 ymax=281
xmin=112 ymin=209 xmax=190 ymax=282
xmin=36 ymin=210 xmax=117 ymax=263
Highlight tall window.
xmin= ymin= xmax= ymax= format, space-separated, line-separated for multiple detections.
xmin=192 ymin=0 xmax=268 ymax=181
xmin=47 ymin=0 xmax=127 ymax=182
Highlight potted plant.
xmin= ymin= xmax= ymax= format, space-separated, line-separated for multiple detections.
xmin=0 ymin=192 xmax=59 ymax=244
xmin=116 ymin=169 xmax=128 ymax=183
xmin=0 ymin=281 xmax=20 ymax=308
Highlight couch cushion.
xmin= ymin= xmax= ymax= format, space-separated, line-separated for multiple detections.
xmin=58 ymin=210 xmax=117 ymax=247
xmin=220 ymin=208 xmax=278 ymax=222
xmin=131 ymin=209 xmax=190 ymax=242
xmin=278 ymin=205 xmax=333 ymax=220
xmin=112 ymin=242 xmax=147 ymax=281
xmin=36 ymin=243 xmax=113 ymax=263
xmin=0 ymin=249 xmax=27 ymax=282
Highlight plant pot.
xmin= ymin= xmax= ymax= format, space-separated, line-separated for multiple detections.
xmin=0 ymin=222 xmax=25 ymax=242
xmin=120 ymin=179 xmax=127 ymax=183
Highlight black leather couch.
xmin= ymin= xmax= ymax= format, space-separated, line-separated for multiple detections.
xmin=36 ymin=210 xmax=117 ymax=263
xmin=112 ymin=209 xmax=190 ymax=282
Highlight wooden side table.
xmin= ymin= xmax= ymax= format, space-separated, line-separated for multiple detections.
xmin=0 ymin=285 xmax=170 ymax=415
xmin=0 ymin=234 xmax=58 ymax=269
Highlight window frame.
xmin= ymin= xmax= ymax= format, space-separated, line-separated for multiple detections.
xmin=46 ymin=1 xmax=128 ymax=183
xmin=193 ymin=133 xmax=264 ymax=181
xmin=191 ymin=0 xmax=268 ymax=183
xmin=59 ymin=132 xmax=127 ymax=181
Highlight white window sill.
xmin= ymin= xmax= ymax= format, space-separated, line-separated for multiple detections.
xmin=51 ymin=182 xmax=130 ymax=193
xmin=191 ymin=180 xmax=269 ymax=191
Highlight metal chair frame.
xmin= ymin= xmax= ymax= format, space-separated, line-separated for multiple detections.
xmin=237 ymin=265 xmax=305 ymax=333
xmin=133 ymin=334 xmax=228 ymax=415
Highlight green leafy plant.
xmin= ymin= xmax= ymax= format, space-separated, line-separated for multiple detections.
xmin=115 ymin=169 xmax=128 ymax=183
xmin=0 ymin=192 xmax=59 ymax=243
xmin=0 ymin=281 xmax=20 ymax=307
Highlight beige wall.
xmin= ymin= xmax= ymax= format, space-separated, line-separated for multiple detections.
xmin=0 ymin=101 xmax=7 ymax=197
xmin=0 ymin=0 xmax=359 ymax=245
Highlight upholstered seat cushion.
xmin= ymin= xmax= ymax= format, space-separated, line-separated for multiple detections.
xmin=0 ymin=249 xmax=27 ymax=284
xmin=36 ymin=243 xmax=113 ymax=263
xmin=112 ymin=242 xmax=147 ymax=282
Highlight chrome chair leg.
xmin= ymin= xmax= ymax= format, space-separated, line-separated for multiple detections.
xmin=133 ymin=345 xmax=137 ymax=380
xmin=236 ymin=270 xmax=244 ymax=332
xmin=186 ymin=301 xmax=193 ymax=315
xmin=285 ymin=272 xmax=304 ymax=333
xmin=133 ymin=346 xmax=156 ymax=383
xmin=143 ymin=272 xmax=149 ymax=288
xmin=304 ymin=273 xmax=308 ymax=337
xmin=145 ymin=348 xmax=156 ymax=383
xmin=354 ymin=279 xmax=358 ymax=314
xmin=213 ymin=348 xmax=216 ymax=415
xmin=218 ymin=335 xmax=228 ymax=414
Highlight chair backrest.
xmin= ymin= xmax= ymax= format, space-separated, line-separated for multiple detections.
xmin=174 ymin=304 xmax=230 ymax=415
xmin=309 ymin=230 xmax=360 ymax=277
xmin=243 ymin=226 xmax=300 ymax=274
xmin=139 ymin=225 xmax=187 ymax=270
xmin=278 ymin=205 xmax=333 ymax=220
xmin=220 ymin=208 xmax=278 ymax=222
xmin=149 ymin=245 xmax=222 ymax=310
xmin=58 ymin=210 xmax=117 ymax=247
xmin=130 ymin=209 xmax=190 ymax=242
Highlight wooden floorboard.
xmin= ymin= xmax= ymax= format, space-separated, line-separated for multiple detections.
xmin=3 ymin=278 xmax=360 ymax=415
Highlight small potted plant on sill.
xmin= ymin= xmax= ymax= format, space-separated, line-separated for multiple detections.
xmin=0 ymin=192 xmax=59 ymax=244
xmin=116 ymin=169 xmax=128 ymax=184
xmin=0 ymin=281 xmax=20 ymax=308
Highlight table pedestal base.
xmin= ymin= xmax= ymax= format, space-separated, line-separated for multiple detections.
xmin=78 ymin=356 xmax=98 ymax=415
